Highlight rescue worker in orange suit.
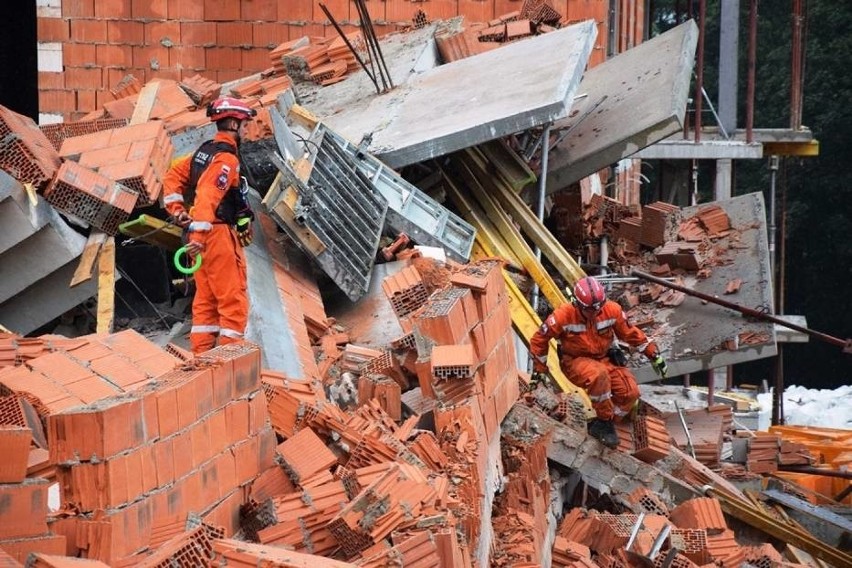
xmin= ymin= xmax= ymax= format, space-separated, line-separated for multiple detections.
xmin=162 ymin=96 xmax=257 ymax=354
xmin=529 ymin=276 xmax=668 ymax=448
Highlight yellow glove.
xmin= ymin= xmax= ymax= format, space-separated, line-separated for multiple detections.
xmin=236 ymin=217 xmax=253 ymax=247
xmin=651 ymin=355 xmax=668 ymax=379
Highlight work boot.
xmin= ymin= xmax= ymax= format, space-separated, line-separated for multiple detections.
xmin=588 ymin=418 xmax=619 ymax=449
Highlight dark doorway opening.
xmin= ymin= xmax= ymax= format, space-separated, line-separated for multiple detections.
xmin=1 ymin=4 xmax=38 ymax=120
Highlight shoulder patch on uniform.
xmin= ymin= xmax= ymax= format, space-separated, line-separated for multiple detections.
xmin=216 ymin=164 xmax=231 ymax=191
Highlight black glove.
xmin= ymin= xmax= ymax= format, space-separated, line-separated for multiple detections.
xmin=651 ymin=355 xmax=668 ymax=379
xmin=530 ymin=371 xmax=550 ymax=391
xmin=236 ymin=217 xmax=253 ymax=247
xmin=608 ymin=346 xmax=628 ymax=367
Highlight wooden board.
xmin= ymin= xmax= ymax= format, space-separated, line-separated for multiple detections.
xmin=96 ymin=236 xmax=116 ymax=334
xmin=69 ymin=231 xmax=107 ymax=287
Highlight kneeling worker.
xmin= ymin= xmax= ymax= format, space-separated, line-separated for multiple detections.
xmin=529 ymin=276 xmax=668 ymax=448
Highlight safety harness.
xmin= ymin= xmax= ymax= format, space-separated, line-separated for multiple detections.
xmin=186 ymin=140 xmax=252 ymax=225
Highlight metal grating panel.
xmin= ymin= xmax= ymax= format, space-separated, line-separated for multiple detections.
xmin=319 ymin=125 xmax=475 ymax=261
xmin=267 ymin=130 xmax=387 ymax=302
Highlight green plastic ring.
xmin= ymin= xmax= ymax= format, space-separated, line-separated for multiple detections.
xmin=174 ymin=245 xmax=202 ymax=275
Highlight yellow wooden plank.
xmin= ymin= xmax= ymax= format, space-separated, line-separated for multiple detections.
xmin=456 ymin=157 xmax=567 ymax=309
xmin=288 ymin=103 xmax=319 ymax=131
xmin=763 ymin=139 xmax=819 ymax=157
xmin=70 ymin=230 xmax=107 ymax=287
xmin=96 ymin=236 xmax=116 ymax=334
xmin=465 ymin=147 xmax=585 ymax=287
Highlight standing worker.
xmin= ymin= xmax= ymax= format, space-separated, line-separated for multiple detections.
xmin=529 ymin=276 xmax=668 ymax=448
xmin=162 ymin=96 xmax=257 ymax=354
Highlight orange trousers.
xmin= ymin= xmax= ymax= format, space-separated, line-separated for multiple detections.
xmin=190 ymin=225 xmax=248 ymax=354
xmin=563 ymin=356 xmax=640 ymax=421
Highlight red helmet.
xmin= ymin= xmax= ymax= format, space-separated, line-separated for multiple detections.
xmin=573 ymin=276 xmax=606 ymax=311
xmin=207 ymin=97 xmax=257 ymax=122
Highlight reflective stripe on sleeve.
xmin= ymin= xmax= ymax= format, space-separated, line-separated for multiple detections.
xmin=588 ymin=392 xmax=612 ymax=402
xmin=220 ymin=328 xmax=244 ymax=339
xmin=188 ymin=221 xmax=213 ymax=232
xmin=163 ymin=194 xmax=184 ymax=204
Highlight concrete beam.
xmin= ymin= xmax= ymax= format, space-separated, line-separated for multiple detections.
xmin=631 ymin=192 xmax=777 ymax=383
xmin=244 ymin=191 xmax=308 ymax=377
xmin=0 ymin=209 xmax=86 ymax=304
xmin=501 ymin=403 xmax=701 ymax=507
xmin=0 ymin=259 xmax=96 ymax=335
xmin=0 ymin=171 xmax=52 ymax=255
xmin=632 ymin=139 xmax=763 ymax=160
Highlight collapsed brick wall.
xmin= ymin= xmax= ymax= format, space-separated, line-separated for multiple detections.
xmin=35 ymin=0 xmax=646 ymax=121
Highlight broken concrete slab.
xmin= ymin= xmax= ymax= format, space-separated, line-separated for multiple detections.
xmin=502 ymin=402 xmax=701 ymax=506
xmin=294 ymin=22 xmax=445 ymax=128
xmin=546 ymin=20 xmax=698 ymax=191
xmin=318 ymin=20 xmax=597 ymax=168
xmin=243 ymin=191 xmax=306 ymax=377
xmin=327 ymin=260 xmax=407 ymax=349
xmin=631 ymin=192 xmax=777 ymax=383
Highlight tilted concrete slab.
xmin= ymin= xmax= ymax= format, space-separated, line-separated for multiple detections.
xmin=244 ymin=191 xmax=310 ymax=378
xmin=630 ymin=192 xmax=777 ymax=383
xmin=546 ymin=20 xmax=698 ymax=191
xmin=0 ymin=259 xmax=96 ymax=335
xmin=0 ymin=205 xmax=86 ymax=304
xmin=0 ymin=171 xmax=52 ymax=255
xmin=294 ymin=22 xmax=445 ymax=132
xmin=317 ymin=21 xmax=597 ymax=168
xmin=502 ymin=403 xmax=703 ymax=506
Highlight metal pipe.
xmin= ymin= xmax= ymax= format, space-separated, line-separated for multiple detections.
xmin=631 ymin=269 xmax=852 ymax=350
xmin=769 ymin=155 xmax=778 ymax=277
xmin=694 ymin=0 xmax=706 ymax=142
xmin=776 ymin=466 xmax=852 ymax=481
xmin=674 ymin=400 xmax=696 ymax=459
xmin=531 ymin=123 xmax=552 ymax=313
xmin=318 ymin=3 xmax=379 ymax=93
xmin=790 ymin=0 xmax=805 ymax=129
xmin=746 ymin=0 xmax=758 ymax=143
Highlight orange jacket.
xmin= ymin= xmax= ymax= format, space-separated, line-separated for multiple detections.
xmin=162 ymin=132 xmax=241 ymax=249
xmin=529 ymin=300 xmax=658 ymax=372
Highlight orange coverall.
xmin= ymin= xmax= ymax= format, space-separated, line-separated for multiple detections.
xmin=529 ymin=300 xmax=659 ymax=421
xmin=163 ymin=133 xmax=248 ymax=354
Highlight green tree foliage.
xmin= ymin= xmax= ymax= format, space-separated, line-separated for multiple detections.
xmin=742 ymin=1 xmax=852 ymax=387
xmin=652 ymin=1 xmax=851 ymax=386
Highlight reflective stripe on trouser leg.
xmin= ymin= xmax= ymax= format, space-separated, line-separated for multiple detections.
xmin=609 ymin=365 xmax=641 ymax=418
xmin=566 ymin=357 xmax=614 ymax=421
xmin=190 ymin=226 xmax=248 ymax=353
xmin=191 ymin=261 xmax=219 ymax=354
xmin=210 ymin=227 xmax=248 ymax=348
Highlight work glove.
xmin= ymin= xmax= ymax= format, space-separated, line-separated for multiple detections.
xmin=651 ymin=355 xmax=668 ymax=379
xmin=529 ymin=371 xmax=550 ymax=391
xmin=236 ymin=217 xmax=253 ymax=247
xmin=607 ymin=345 xmax=628 ymax=367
